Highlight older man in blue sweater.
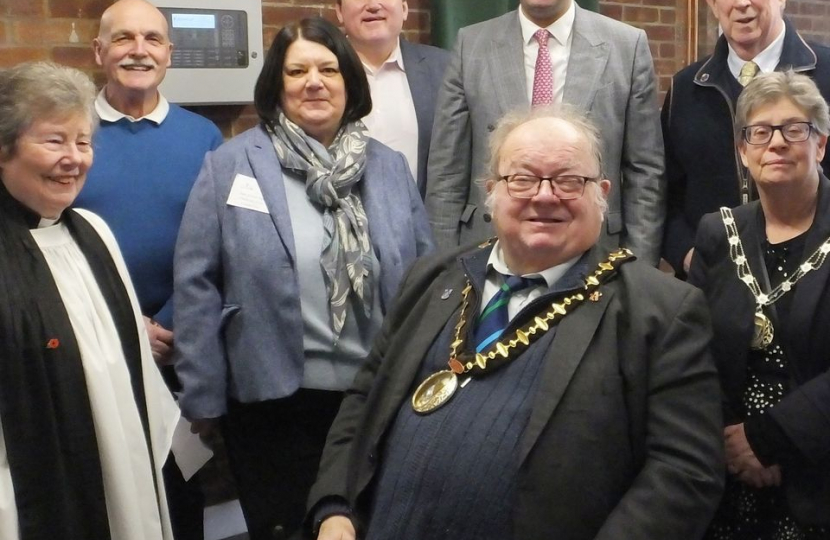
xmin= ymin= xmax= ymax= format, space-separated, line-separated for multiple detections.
xmin=73 ymin=1 xmax=222 ymax=538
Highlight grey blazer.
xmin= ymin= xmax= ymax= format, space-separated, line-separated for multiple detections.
xmin=400 ymin=39 xmax=450 ymax=198
xmin=173 ymin=125 xmax=434 ymax=420
xmin=424 ymin=6 xmax=665 ymax=265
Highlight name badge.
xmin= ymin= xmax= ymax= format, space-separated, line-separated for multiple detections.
xmin=226 ymin=174 xmax=269 ymax=214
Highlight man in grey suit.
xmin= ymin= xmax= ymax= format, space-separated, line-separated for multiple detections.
xmin=336 ymin=0 xmax=448 ymax=197
xmin=307 ymin=107 xmax=722 ymax=540
xmin=425 ymin=0 xmax=665 ymax=265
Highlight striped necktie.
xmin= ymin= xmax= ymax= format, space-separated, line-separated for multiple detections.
xmin=475 ymin=274 xmax=543 ymax=353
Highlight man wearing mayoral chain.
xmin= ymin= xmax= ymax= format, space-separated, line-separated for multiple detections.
xmin=305 ymin=106 xmax=725 ymax=540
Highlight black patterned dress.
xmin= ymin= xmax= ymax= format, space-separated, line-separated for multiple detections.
xmin=706 ymin=232 xmax=829 ymax=540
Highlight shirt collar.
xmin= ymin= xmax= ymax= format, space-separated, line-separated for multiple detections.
xmin=518 ymin=1 xmax=575 ymax=47
xmin=362 ymin=38 xmax=405 ymax=76
xmin=38 ymin=217 xmax=60 ymax=228
xmin=727 ymin=23 xmax=786 ymax=79
xmin=94 ymin=88 xmax=170 ymax=124
xmin=486 ymin=240 xmax=581 ymax=288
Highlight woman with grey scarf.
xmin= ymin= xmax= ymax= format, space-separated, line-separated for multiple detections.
xmin=173 ymin=17 xmax=434 ymax=540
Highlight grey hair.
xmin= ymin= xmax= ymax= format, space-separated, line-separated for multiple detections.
xmin=482 ymin=105 xmax=608 ymax=216
xmin=0 ymin=62 xmax=97 ymax=160
xmin=735 ymin=70 xmax=830 ymax=142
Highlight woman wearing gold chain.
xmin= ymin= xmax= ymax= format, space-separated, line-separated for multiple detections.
xmin=689 ymin=71 xmax=830 ymax=540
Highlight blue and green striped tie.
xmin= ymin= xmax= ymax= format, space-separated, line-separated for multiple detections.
xmin=474 ymin=275 xmax=542 ymax=353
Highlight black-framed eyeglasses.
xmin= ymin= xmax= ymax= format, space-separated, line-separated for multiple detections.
xmin=742 ymin=122 xmax=814 ymax=145
xmin=499 ymin=174 xmax=598 ymax=200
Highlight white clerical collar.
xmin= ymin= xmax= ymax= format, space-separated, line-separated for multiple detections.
xmin=362 ymin=38 xmax=405 ymax=76
xmin=37 ymin=216 xmax=60 ymax=228
xmin=518 ymin=0 xmax=575 ymax=48
xmin=94 ymin=88 xmax=170 ymax=124
xmin=487 ymin=240 xmax=581 ymax=287
xmin=727 ymin=23 xmax=786 ymax=80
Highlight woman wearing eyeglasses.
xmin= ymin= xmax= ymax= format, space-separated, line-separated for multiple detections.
xmin=688 ymin=71 xmax=830 ymax=539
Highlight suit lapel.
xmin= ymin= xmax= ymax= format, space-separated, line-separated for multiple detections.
xmin=400 ymin=40 xmax=430 ymax=194
xmin=359 ymin=149 xmax=403 ymax=306
xmin=370 ymin=262 xmax=474 ymax=444
xmin=373 ymin=246 xmax=493 ymax=429
xmin=488 ymin=13 xmax=528 ymax=115
xmin=356 ymin=260 xmax=471 ymax=498
xmin=516 ymin=248 xmax=614 ymax=464
xmin=519 ymin=280 xmax=615 ymax=464
xmin=562 ymin=7 xmax=610 ymax=111
xmin=400 ymin=40 xmax=429 ymax=140
xmin=246 ymin=127 xmax=297 ymax=265
xmin=786 ymin=176 xmax=830 ymax=340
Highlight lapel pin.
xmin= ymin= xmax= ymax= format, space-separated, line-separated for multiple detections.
xmin=46 ymin=338 xmax=60 ymax=349
xmin=589 ymin=291 xmax=602 ymax=302
xmin=441 ymin=289 xmax=453 ymax=300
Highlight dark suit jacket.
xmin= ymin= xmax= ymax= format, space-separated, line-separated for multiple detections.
xmin=688 ymin=175 xmax=830 ymax=526
xmin=309 ymin=243 xmax=724 ymax=539
xmin=662 ymin=18 xmax=830 ymax=273
xmin=400 ymin=39 xmax=449 ymax=198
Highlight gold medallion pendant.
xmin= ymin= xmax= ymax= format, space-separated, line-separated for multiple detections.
xmin=751 ymin=310 xmax=774 ymax=350
xmin=411 ymin=370 xmax=459 ymax=414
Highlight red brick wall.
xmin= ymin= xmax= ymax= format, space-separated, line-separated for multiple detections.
xmin=601 ymin=0 xmax=686 ymax=96
xmin=1 ymin=0 xmax=828 ymax=133
xmin=780 ymin=0 xmax=830 ymax=46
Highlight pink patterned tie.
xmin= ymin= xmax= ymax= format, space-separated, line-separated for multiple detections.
xmin=532 ymin=29 xmax=553 ymax=107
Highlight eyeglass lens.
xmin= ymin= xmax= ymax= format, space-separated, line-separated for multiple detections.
xmin=506 ymin=175 xmax=586 ymax=199
xmin=744 ymin=122 xmax=812 ymax=144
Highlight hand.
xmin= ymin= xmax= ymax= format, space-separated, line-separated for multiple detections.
xmin=738 ymin=464 xmax=782 ymax=489
xmin=190 ymin=418 xmax=218 ymax=442
xmin=724 ymin=423 xmax=781 ymax=488
xmin=143 ymin=316 xmax=174 ymax=366
xmin=317 ymin=515 xmax=356 ymax=540
xmin=683 ymin=248 xmax=695 ymax=274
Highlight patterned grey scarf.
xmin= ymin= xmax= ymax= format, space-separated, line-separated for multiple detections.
xmin=268 ymin=113 xmax=372 ymax=342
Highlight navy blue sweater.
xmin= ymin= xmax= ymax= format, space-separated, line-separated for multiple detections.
xmin=75 ymin=104 xmax=222 ymax=328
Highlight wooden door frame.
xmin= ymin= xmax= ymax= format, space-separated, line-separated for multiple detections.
xmin=687 ymin=0 xmax=700 ymax=63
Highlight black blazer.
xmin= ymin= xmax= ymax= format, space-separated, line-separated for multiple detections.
xmin=689 ymin=174 xmax=830 ymax=526
xmin=309 ymin=243 xmax=724 ymax=539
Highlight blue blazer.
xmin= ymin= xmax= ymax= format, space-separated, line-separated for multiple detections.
xmin=173 ymin=125 xmax=434 ymax=420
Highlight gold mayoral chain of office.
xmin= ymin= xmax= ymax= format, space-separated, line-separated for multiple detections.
xmin=720 ymin=206 xmax=830 ymax=350
xmin=411 ymin=248 xmax=635 ymax=415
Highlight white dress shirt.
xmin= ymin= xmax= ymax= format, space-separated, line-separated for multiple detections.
xmin=361 ymin=39 xmax=419 ymax=182
xmin=727 ymin=24 xmax=786 ymax=80
xmin=518 ymin=2 xmax=576 ymax=105
xmin=482 ymin=240 xmax=580 ymax=320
